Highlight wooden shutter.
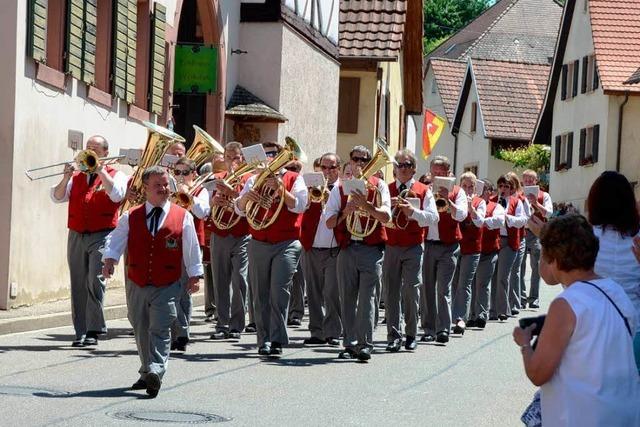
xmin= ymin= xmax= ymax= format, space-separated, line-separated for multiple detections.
xmin=592 ymin=124 xmax=600 ymax=163
xmin=27 ymin=0 xmax=48 ymax=62
xmin=593 ymin=60 xmax=600 ymax=90
xmin=65 ymin=0 xmax=98 ymax=84
xmin=337 ymin=77 xmax=360 ymax=134
xmin=112 ymin=0 xmax=137 ymax=102
xmin=82 ymin=0 xmax=97 ymax=84
xmin=561 ymin=64 xmax=567 ymax=100
xmin=398 ymin=105 xmax=406 ymax=150
xmin=567 ymin=132 xmax=574 ymax=168
xmin=581 ymin=56 xmax=588 ymax=94
xmin=149 ymin=2 xmax=167 ymax=114
xmin=471 ymin=102 xmax=478 ymax=132
xmin=554 ymin=135 xmax=561 ymax=171
xmin=579 ymin=128 xmax=586 ymax=165
xmin=572 ymin=60 xmax=579 ymax=98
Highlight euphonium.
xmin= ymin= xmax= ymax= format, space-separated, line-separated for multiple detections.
xmin=119 ymin=121 xmax=185 ymax=213
xmin=210 ymin=161 xmax=259 ymax=230
xmin=186 ymin=125 xmax=224 ymax=170
xmin=245 ymin=137 xmax=307 ymax=231
xmin=346 ymin=138 xmax=392 ymax=238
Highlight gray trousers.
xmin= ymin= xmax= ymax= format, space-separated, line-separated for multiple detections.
xmin=452 ymin=253 xmax=481 ymax=322
xmin=302 ymin=248 xmax=342 ymax=340
xmin=337 ymin=243 xmax=383 ymax=351
xmin=248 ymin=239 xmax=301 ymax=346
xmin=203 ymin=261 xmax=215 ymax=318
xmin=520 ymin=230 xmax=542 ymax=305
xmin=126 ymin=280 xmax=181 ymax=380
xmin=212 ymin=234 xmax=250 ymax=333
xmin=491 ymin=237 xmax=518 ymax=317
xmin=384 ymin=244 xmax=423 ymax=341
xmin=171 ymin=273 xmax=191 ymax=340
xmin=422 ymin=242 xmax=460 ymax=335
xmin=509 ymin=238 xmax=526 ymax=310
xmin=288 ymin=264 xmax=305 ymax=320
xmin=471 ymin=252 xmax=498 ymax=321
xmin=67 ymin=229 xmax=109 ymax=339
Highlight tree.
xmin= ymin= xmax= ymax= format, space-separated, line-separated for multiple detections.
xmin=494 ymin=144 xmax=552 ymax=183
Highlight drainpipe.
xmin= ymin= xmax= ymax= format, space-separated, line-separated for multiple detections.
xmin=616 ymin=92 xmax=629 ymax=172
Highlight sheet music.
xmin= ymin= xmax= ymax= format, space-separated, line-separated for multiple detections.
xmin=342 ymin=179 xmax=366 ymax=195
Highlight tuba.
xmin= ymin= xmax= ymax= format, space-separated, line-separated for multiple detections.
xmin=119 ymin=121 xmax=185 ymax=213
xmin=245 ymin=137 xmax=307 ymax=231
xmin=185 ymin=125 xmax=224 ymax=170
xmin=345 ymin=138 xmax=392 ymax=238
xmin=210 ymin=161 xmax=260 ymax=230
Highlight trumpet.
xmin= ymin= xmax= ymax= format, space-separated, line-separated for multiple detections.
xmin=209 ymin=161 xmax=260 ymax=230
xmin=435 ymin=194 xmax=450 ymax=213
xmin=389 ymin=188 xmax=416 ymax=230
xmin=25 ymin=149 xmax=124 ymax=181
xmin=309 ymin=180 xmax=330 ymax=205
xmin=171 ymin=172 xmax=213 ymax=210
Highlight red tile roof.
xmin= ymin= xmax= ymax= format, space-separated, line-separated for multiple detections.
xmin=471 ymin=59 xmax=550 ymax=140
xmin=339 ymin=0 xmax=407 ymax=59
xmin=430 ymin=59 xmax=467 ymax=124
xmin=590 ymin=0 xmax=640 ymax=93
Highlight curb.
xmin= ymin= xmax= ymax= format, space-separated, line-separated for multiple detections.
xmin=0 ymin=294 xmax=205 ymax=336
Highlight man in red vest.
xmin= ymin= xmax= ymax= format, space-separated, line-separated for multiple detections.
xmin=51 ymin=135 xmax=128 ymax=347
xmin=520 ymin=170 xmax=553 ymax=309
xmin=384 ymin=149 xmax=438 ymax=352
xmin=421 ymin=155 xmax=468 ymax=344
xmin=208 ymin=142 xmax=252 ymax=340
xmin=300 ymin=152 xmax=343 ymax=346
xmin=101 ymin=166 xmax=202 ymax=398
xmin=235 ymin=142 xmax=308 ymax=357
xmin=326 ymin=145 xmax=391 ymax=362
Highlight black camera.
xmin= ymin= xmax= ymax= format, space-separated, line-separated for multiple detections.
xmin=519 ymin=315 xmax=546 ymax=350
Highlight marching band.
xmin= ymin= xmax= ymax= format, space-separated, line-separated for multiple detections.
xmin=46 ymin=123 xmax=550 ymax=397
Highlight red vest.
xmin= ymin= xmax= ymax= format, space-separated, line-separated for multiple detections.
xmin=533 ymin=190 xmax=548 ymax=222
xmin=426 ymin=185 xmax=463 ymax=244
xmin=459 ymin=197 xmax=484 ymax=255
xmin=209 ymin=171 xmax=250 ymax=238
xmin=300 ymin=200 xmax=323 ymax=251
xmin=385 ymin=181 xmax=428 ymax=247
xmin=126 ymin=203 xmax=186 ymax=287
xmin=507 ymin=196 xmax=522 ymax=251
xmin=481 ymin=201 xmax=501 ymax=254
xmin=334 ymin=176 xmax=387 ymax=247
xmin=249 ymin=171 xmax=303 ymax=243
xmin=67 ymin=166 xmax=120 ymax=233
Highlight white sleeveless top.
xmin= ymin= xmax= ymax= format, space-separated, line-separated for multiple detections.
xmin=540 ymin=278 xmax=640 ymax=427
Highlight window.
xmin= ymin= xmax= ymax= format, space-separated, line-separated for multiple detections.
xmin=470 ymin=102 xmax=478 ymax=132
xmin=581 ymin=54 xmax=599 ymax=94
xmin=398 ymin=105 xmax=406 ymax=149
xmin=46 ymin=0 xmax=67 ymax=71
xmin=431 ymin=80 xmax=437 ymax=94
xmin=555 ymin=132 xmax=574 ymax=171
xmin=579 ymin=125 xmax=600 ymax=165
xmin=561 ymin=60 xmax=579 ymax=101
xmin=464 ymin=163 xmax=479 ymax=176
xmin=583 ymin=0 xmax=588 ymax=13
xmin=338 ymin=77 xmax=360 ymax=134
xmin=94 ymin=0 xmax=114 ymax=92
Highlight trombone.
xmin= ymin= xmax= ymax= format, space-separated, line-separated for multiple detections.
xmin=25 ymin=149 xmax=124 ymax=181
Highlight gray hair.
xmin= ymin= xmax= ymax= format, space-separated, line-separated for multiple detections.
xmin=320 ymin=152 xmax=341 ymax=166
xmin=394 ymin=149 xmax=417 ymax=165
xmin=225 ymin=141 xmax=243 ymax=153
xmin=430 ymin=155 xmax=451 ymax=170
xmin=142 ymin=165 xmax=168 ymax=184
xmin=349 ymin=145 xmax=371 ymax=159
xmin=88 ymin=135 xmax=109 ymax=151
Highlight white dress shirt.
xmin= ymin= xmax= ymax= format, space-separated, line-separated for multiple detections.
xmin=102 ymin=200 xmax=204 ymax=278
xmin=470 ymin=199 xmax=487 ymax=228
xmin=191 ymin=187 xmax=210 ymax=219
xmin=311 ymin=179 xmax=340 ymax=248
xmin=51 ymin=170 xmax=128 ymax=204
xmin=393 ymin=178 xmax=439 ymax=228
xmin=235 ymin=171 xmax=308 ymax=216
xmin=426 ymin=186 xmax=468 ymax=241
xmin=483 ymin=202 xmax=506 ymax=230
xmin=500 ymin=197 xmax=527 ymax=236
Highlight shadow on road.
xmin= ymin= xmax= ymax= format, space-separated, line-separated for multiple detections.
xmin=35 ymin=387 xmax=146 ymax=399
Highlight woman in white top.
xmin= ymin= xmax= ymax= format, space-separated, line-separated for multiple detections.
xmin=513 ymin=215 xmax=640 ymax=426
xmin=587 ymin=171 xmax=640 ymax=372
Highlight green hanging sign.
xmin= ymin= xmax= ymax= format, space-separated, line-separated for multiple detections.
xmin=174 ymin=44 xmax=218 ymax=94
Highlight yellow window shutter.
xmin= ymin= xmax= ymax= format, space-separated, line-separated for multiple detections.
xmin=149 ymin=2 xmax=166 ymax=114
xmin=27 ymin=0 xmax=47 ymax=63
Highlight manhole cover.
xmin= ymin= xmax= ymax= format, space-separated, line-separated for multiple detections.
xmin=108 ymin=411 xmax=231 ymax=424
xmin=0 ymin=385 xmax=70 ymax=397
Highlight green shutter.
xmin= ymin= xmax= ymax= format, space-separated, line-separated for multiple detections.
xmin=112 ymin=0 xmax=136 ymax=102
xmin=27 ymin=0 xmax=48 ymax=63
xmin=149 ymin=2 xmax=166 ymax=114
xmin=82 ymin=0 xmax=97 ymax=84
xmin=65 ymin=0 xmax=84 ymax=78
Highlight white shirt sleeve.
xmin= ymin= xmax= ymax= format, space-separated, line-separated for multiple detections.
xmin=522 ymin=197 xmax=532 ymax=219
xmin=451 ymin=187 xmax=468 ymax=222
xmin=506 ymin=199 xmax=528 ymax=228
xmin=325 ymin=185 xmax=342 ymax=224
xmin=191 ymin=187 xmax=210 ymax=219
xmin=182 ymin=212 xmax=204 ymax=278
xmin=102 ymin=212 xmax=130 ymax=262
xmin=410 ymin=188 xmax=439 ymax=227
xmin=107 ymin=170 xmax=128 ymax=203
xmin=288 ymin=174 xmax=309 ymax=214
xmin=484 ymin=203 xmax=505 ymax=230
xmin=234 ymin=175 xmax=255 ymax=217
xmin=377 ymin=179 xmax=392 ymax=217
xmin=472 ymin=199 xmax=486 ymax=228
xmin=542 ymin=192 xmax=553 ymax=219
xmin=50 ymin=179 xmax=73 ymax=203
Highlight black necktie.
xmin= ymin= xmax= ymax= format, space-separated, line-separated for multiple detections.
xmin=398 ymin=183 xmax=407 ymax=193
xmin=147 ymin=207 xmax=162 ymax=236
xmin=500 ymin=197 xmax=507 ymax=209
xmin=328 ymin=184 xmax=334 ymax=191
xmin=88 ymin=174 xmax=97 ymax=187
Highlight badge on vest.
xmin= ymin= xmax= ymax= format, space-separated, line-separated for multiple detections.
xmin=165 ymin=237 xmax=179 ymax=249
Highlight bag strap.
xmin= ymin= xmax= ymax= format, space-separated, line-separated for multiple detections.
xmin=582 ymin=280 xmax=633 ymax=337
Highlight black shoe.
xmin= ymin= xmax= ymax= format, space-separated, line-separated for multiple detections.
xmin=381 ymin=318 xmax=387 ymax=325
xmin=245 ymin=323 xmax=257 ymax=333
xmin=338 ymin=348 xmax=357 ymax=359
xmin=326 ymin=337 xmax=340 ymax=346
xmin=420 ymin=334 xmax=435 ymax=343
xmin=466 ymin=319 xmax=477 ymax=328
xmin=175 ymin=337 xmax=188 ymax=352
xmin=287 ymin=318 xmax=302 ymax=327
xmin=228 ymin=330 xmax=241 ymax=339
xmin=131 ymin=379 xmax=147 ymax=390
xmin=83 ymin=331 xmax=98 ymax=346
xmin=511 ymin=308 xmax=520 ymax=316
xmin=71 ymin=339 xmax=84 ymax=347
xmin=170 ymin=341 xmax=178 ymax=350
xmin=210 ymin=330 xmax=229 ymax=340
xmin=379 ymin=301 xmax=385 ymax=310
xmin=405 ymin=336 xmax=417 ymax=351
xmin=204 ymin=314 xmax=214 ymax=323
xmin=452 ymin=321 xmax=466 ymax=335
xmin=357 ymin=347 xmax=372 ymax=361
xmin=498 ymin=314 xmax=509 ymax=321
xmin=386 ymin=339 xmax=402 ymax=352
xmin=521 ymin=301 xmax=528 ymax=310
xmin=258 ymin=344 xmax=271 ymax=356
xmin=436 ymin=331 xmax=449 ymax=344
xmin=476 ymin=319 xmax=487 ymax=329
xmin=145 ymin=373 xmax=161 ymax=398
xmin=529 ymin=302 xmax=540 ymax=309
xmin=303 ymin=337 xmax=325 ymax=345
xmin=270 ymin=342 xmax=283 ymax=356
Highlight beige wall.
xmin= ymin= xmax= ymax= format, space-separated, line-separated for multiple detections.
xmin=379 ymin=60 xmax=404 ymax=180
xmin=618 ymin=96 xmax=640 ymax=190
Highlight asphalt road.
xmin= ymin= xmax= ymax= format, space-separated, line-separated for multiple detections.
xmin=0 ymin=283 xmax=557 ymax=427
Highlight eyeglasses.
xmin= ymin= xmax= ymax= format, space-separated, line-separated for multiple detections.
xmin=265 ymin=151 xmax=278 ymax=158
xmin=498 ymin=184 xmax=511 ymax=189
xmin=351 ymin=156 xmax=370 ymax=163
xmin=173 ymin=169 xmax=192 ymax=176
xmin=396 ymin=162 xmax=415 ymax=169
xmin=320 ymin=165 xmax=339 ymax=170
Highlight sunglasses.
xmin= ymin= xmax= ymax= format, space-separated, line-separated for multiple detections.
xmin=320 ymin=165 xmax=339 ymax=170
xmin=498 ymin=184 xmax=512 ymax=189
xmin=265 ymin=151 xmax=278 ymax=158
xmin=396 ymin=162 xmax=415 ymax=169
xmin=173 ymin=169 xmax=192 ymax=176
xmin=351 ymin=156 xmax=370 ymax=163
